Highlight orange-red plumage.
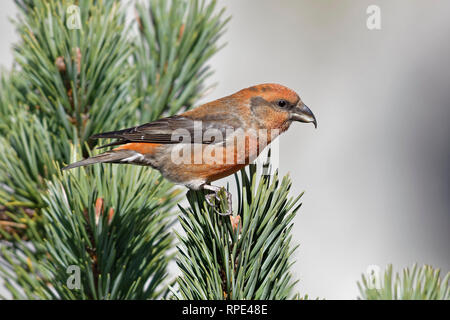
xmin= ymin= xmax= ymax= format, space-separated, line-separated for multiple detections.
xmin=115 ymin=142 xmax=161 ymax=155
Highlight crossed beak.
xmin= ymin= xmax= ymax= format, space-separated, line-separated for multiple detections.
xmin=291 ymin=103 xmax=317 ymax=128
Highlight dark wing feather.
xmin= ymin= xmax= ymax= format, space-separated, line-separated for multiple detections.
xmin=92 ymin=114 xmax=242 ymax=148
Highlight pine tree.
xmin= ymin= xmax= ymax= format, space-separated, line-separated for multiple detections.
xmin=0 ymin=0 xmax=228 ymax=299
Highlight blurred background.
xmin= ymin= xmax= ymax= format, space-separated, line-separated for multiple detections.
xmin=1 ymin=0 xmax=449 ymax=299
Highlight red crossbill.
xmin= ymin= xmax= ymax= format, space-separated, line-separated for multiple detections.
xmin=63 ymin=83 xmax=317 ymax=215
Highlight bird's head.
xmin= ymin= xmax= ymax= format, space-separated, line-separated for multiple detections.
xmin=238 ymin=83 xmax=317 ymax=129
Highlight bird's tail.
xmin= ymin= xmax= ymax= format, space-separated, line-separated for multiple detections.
xmin=62 ymin=149 xmax=135 ymax=171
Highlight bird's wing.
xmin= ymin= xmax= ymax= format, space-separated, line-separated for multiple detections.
xmin=92 ymin=113 xmax=243 ymax=148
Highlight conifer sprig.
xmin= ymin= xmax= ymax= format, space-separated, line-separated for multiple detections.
xmin=358 ymin=264 xmax=450 ymax=300
xmin=1 ymin=147 xmax=180 ymax=300
xmin=1 ymin=0 xmax=228 ymax=299
xmin=134 ymin=0 xmax=230 ymax=121
xmin=12 ymin=0 xmax=136 ymax=145
xmin=173 ymin=164 xmax=302 ymax=300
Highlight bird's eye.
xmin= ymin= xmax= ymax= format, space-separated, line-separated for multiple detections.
xmin=277 ymin=99 xmax=288 ymax=108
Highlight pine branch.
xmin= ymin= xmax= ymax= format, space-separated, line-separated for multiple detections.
xmin=173 ymin=163 xmax=302 ymax=300
xmin=0 ymin=0 xmax=228 ymax=240
xmin=1 ymin=0 xmax=228 ymax=299
xmin=12 ymin=0 xmax=136 ymax=147
xmin=0 ymin=111 xmax=71 ymax=239
xmin=0 ymin=146 xmax=180 ymax=299
xmin=134 ymin=0 xmax=230 ymax=121
xmin=358 ymin=264 xmax=450 ymax=300
xmin=0 ymin=70 xmax=28 ymax=133
xmin=0 ymin=0 xmax=136 ymax=238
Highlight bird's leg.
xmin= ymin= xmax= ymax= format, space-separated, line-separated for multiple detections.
xmin=202 ymin=184 xmax=232 ymax=216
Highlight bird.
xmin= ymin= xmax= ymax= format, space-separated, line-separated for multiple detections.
xmin=63 ymin=83 xmax=317 ymax=215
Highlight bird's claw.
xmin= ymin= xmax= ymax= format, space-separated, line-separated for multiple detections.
xmin=217 ymin=204 xmax=232 ymax=216
xmin=205 ymin=193 xmax=219 ymax=207
xmin=204 ymin=187 xmax=233 ymax=216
